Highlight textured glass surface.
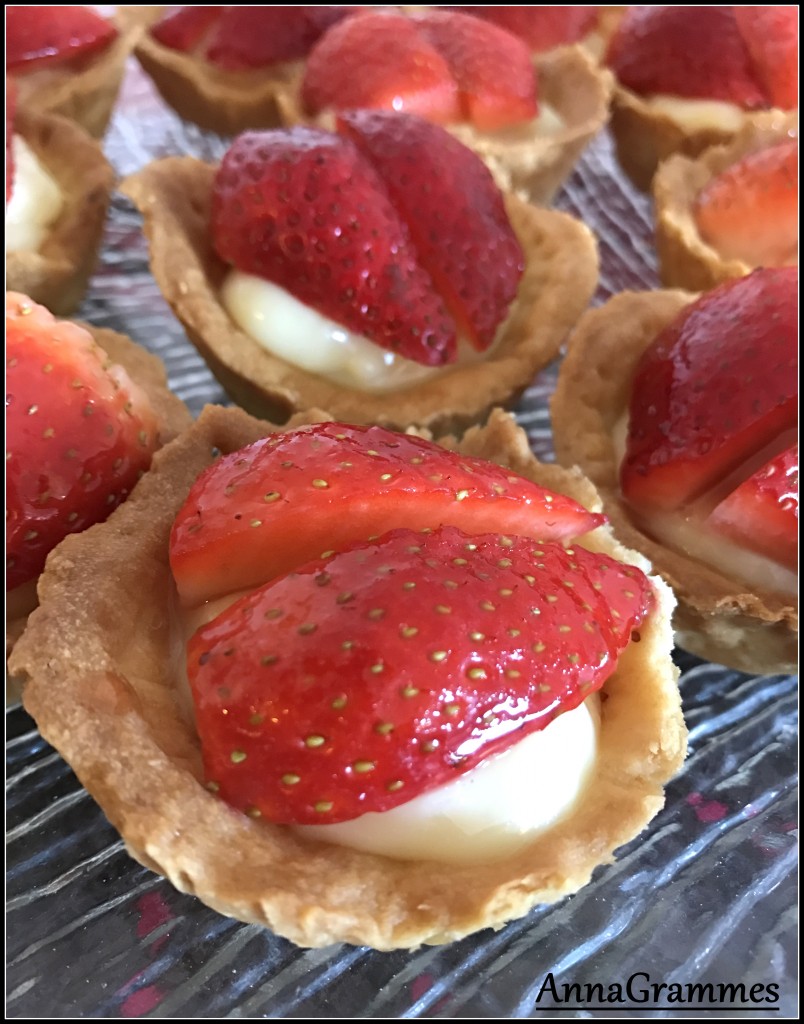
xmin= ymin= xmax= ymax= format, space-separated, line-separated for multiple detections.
xmin=6 ymin=60 xmax=798 ymax=1019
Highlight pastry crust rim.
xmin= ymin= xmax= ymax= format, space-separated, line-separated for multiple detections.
xmin=120 ymin=156 xmax=599 ymax=434
xmin=8 ymin=405 xmax=686 ymax=951
xmin=551 ymin=290 xmax=798 ymax=675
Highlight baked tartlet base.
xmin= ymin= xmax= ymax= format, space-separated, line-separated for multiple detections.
xmin=121 ymin=157 xmax=598 ymax=433
xmin=551 ymin=291 xmax=798 ymax=675
xmin=8 ymin=404 xmax=685 ymax=950
xmin=654 ymin=112 xmax=799 ymax=292
xmin=6 ymin=110 xmax=115 ymax=315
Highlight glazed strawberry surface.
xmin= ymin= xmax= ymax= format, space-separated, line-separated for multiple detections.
xmin=6 ymin=6 xmax=118 ymax=73
xmin=445 ymin=6 xmax=599 ymax=53
xmin=734 ymin=6 xmax=799 ymax=110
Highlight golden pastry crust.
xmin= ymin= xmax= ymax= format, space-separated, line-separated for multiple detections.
xmin=8 ymin=404 xmax=685 ymax=950
xmin=608 ymin=83 xmax=788 ymax=192
xmin=551 ymin=292 xmax=798 ymax=675
xmin=10 ymin=17 xmax=138 ymax=139
xmin=6 ymin=110 xmax=115 ymax=316
xmin=654 ymin=112 xmax=799 ymax=291
xmin=121 ymin=157 xmax=598 ymax=433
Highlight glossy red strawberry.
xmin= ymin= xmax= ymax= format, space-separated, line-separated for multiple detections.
xmin=6 ymin=6 xmax=118 ymax=74
xmin=694 ymin=140 xmax=798 ymax=267
xmin=338 ymin=110 xmax=524 ymax=351
xmin=150 ymin=6 xmax=224 ymax=52
xmin=445 ymin=6 xmax=599 ymax=53
xmin=606 ymin=6 xmax=767 ymax=108
xmin=6 ymin=78 xmax=16 ymax=204
xmin=621 ymin=268 xmax=798 ymax=512
xmin=413 ymin=10 xmax=538 ymax=130
xmin=6 ymin=294 xmax=159 ymax=591
xmin=735 ymin=6 xmax=799 ymax=110
xmin=188 ymin=526 xmax=652 ymax=824
xmin=170 ymin=422 xmax=605 ymax=606
xmin=302 ymin=11 xmax=461 ymax=124
xmin=211 ymin=128 xmax=456 ymax=368
xmin=708 ymin=445 xmax=798 ymax=569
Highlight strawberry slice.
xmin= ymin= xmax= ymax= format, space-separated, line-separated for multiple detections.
xmin=735 ymin=6 xmax=798 ymax=110
xmin=6 ymin=78 xmax=16 ymax=205
xmin=6 ymin=6 xmax=118 ymax=74
xmin=694 ymin=139 xmax=798 ymax=267
xmin=211 ymin=127 xmax=456 ymax=368
xmin=302 ymin=11 xmax=461 ymax=124
xmin=151 ymin=6 xmax=224 ymax=53
xmin=5 ymin=294 xmax=159 ymax=591
xmin=606 ymin=6 xmax=768 ymax=108
xmin=414 ymin=11 xmax=538 ymax=130
xmin=621 ymin=268 xmax=798 ymax=512
xmin=338 ymin=110 xmax=524 ymax=351
xmin=708 ymin=445 xmax=798 ymax=569
xmin=188 ymin=526 xmax=652 ymax=824
xmin=445 ymin=6 xmax=599 ymax=53
xmin=170 ymin=422 xmax=605 ymax=607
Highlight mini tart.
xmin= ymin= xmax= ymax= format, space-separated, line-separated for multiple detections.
xmin=608 ymin=83 xmax=791 ymax=192
xmin=9 ymin=17 xmax=139 ymax=139
xmin=121 ymin=158 xmax=598 ymax=434
xmin=8 ymin=404 xmax=685 ymax=950
xmin=6 ymin=109 xmax=114 ymax=316
xmin=654 ymin=112 xmax=799 ymax=292
xmin=551 ymin=292 xmax=798 ymax=675
xmin=278 ymin=45 xmax=613 ymax=206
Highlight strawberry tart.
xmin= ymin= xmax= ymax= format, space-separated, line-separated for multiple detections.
xmin=606 ymin=5 xmax=798 ymax=190
xmin=122 ymin=110 xmax=598 ymax=433
xmin=8 ymin=405 xmax=686 ymax=949
xmin=552 ymin=268 xmax=798 ymax=674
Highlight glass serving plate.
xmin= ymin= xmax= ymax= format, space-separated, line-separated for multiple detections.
xmin=6 ymin=57 xmax=798 ymax=1019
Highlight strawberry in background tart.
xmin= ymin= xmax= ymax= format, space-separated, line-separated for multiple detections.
xmin=606 ymin=5 xmax=798 ymax=190
xmin=7 ymin=404 xmax=686 ymax=949
xmin=122 ymin=109 xmax=598 ymax=433
xmin=552 ymin=268 xmax=798 ymax=675
xmin=5 ymin=293 xmax=191 ymax=660
xmin=654 ymin=113 xmax=798 ymax=292
xmin=6 ymin=5 xmax=137 ymax=138
xmin=5 ymin=83 xmax=114 ymax=315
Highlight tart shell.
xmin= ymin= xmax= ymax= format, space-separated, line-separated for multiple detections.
xmin=8 ymin=405 xmax=685 ymax=950
xmin=121 ymin=158 xmax=598 ymax=434
xmin=6 ymin=110 xmax=115 ymax=316
xmin=653 ymin=112 xmax=799 ymax=292
xmin=551 ymin=291 xmax=798 ymax=675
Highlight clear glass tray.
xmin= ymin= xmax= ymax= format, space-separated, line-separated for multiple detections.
xmin=6 ymin=59 xmax=798 ymax=1019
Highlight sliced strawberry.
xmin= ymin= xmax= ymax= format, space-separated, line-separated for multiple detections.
xmin=694 ymin=139 xmax=798 ymax=267
xmin=338 ymin=110 xmax=524 ymax=351
xmin=6 ymin=78 xmax=16 ymax=205
xmin=5 ymin=294 xmax=159 ymax=591
xmin=301 ymin=11 xmax=461 ymax=124
xmin=6 ymin=6 xmax=118 ymax=74
xmin=735 ymin=6 xmax=798 ymax=110
xmin=414 ymin=11 xmax=538 ymax=130
xmin=708 ymin=445 xmax=798 ymax=569
xmin=606 ymin=6 xmax=768 ymax=108
xmin=445 ymin=6 xmax=599 ymax=55
xmin=621 ymin=268 xmax=798 ymax=512
xmin=188 ymin=526 xmax=652 ymax=824
xmin=211 ymin=127 xmax=456 ymax=368
xmin=170 ymin=422 xmax=605 ymax=607
xmin=150 ymin=6 xmax=224 ymax=53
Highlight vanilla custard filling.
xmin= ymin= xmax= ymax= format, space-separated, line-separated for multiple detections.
xmin=613 ymin=414 xmax=798 ymax=596
xmin=221 ymin=271 xmax=500 ymax=393
xmin=179 ymin=590 xmax=600 ymax=863
xmin=645 ymin=95 xmax=746 ymax=134
xmin=5 ymin=135 xmax=64 ymax=254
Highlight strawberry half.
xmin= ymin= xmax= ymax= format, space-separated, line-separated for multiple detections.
xmin=188 ymin=526 xmax=652 ymax=825
xmin=338 ymin=110 xmax=524 ymax=351
xmin=6 ymin=294 xmax=159 ymax=591
xmin=445 ymin=6 xmax=599 ymax=53
xmin=6 ymin=6 xmax=118 ymax=74
xmin=150 ymin=6 xmax=224 ymax=53
xmin=735 ymin=6 xmax=799 ymax=110
xmin=708 ymin=445 xmax=798 ymax=569
xmin=170 ymin=422 xmax=605 ymax=607
xmin=606 ymin=6 xmax=768 ymax=108
xmin=6 ymin=78 xmax=16 ymax=205
xmin=621 ymin=268 xmax=798 ymax=513
xmin=211 ymin=127 xmax=456 ymax=368
xmin=694 ymin=139 xmax=798 ymax=267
